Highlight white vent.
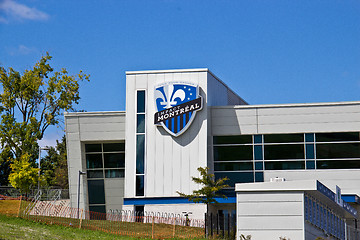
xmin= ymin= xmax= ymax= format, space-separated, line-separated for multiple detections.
xmin=270 ymin=177 xmax=286 ymax=182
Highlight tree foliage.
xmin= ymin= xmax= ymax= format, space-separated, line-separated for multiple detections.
xmin=40 ymin=135 xmax=68 ymax=189
xmin=0 ymin=53 xmax=89 ymax=162
xmin=176 ymin=167 xmax=229 ymax=204
xmin=9 ymin=153 xmax=39 ymax=194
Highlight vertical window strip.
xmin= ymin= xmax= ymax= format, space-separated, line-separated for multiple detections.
xmin=136 ymin=90 xmax=146 ymax=196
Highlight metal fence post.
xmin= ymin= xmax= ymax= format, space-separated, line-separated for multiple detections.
xmin=152 ymin=216 xmax=155 ymax=239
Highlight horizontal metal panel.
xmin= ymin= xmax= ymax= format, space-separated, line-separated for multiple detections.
xmin=237 ymin=215 xmax=303 ymax=230
xmin=79 ymin=116 xmax=125 ymax=124
xmin=237 ymin=201 xmax=303 ymax=216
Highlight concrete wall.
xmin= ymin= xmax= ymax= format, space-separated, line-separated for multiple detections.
xmin=211 ymin=101 xmax=360 ymax=135
xmin=65 ymin=112 xmax=126 ymax=210
xmin=237 ymin=191 xmax=305 ymax=240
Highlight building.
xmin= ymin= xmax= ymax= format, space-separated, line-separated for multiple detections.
xmin=65 ymin=68 xmax=360 ymax=237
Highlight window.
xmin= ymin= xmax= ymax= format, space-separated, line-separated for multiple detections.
xmin=85 ymin=143 xmax=125 ymax=179
xmin=136 ymin=90 xmax=146 ymax=196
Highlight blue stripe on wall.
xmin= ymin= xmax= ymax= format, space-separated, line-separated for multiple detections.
xmin=123 ymin=197 xmax=236 ymax=205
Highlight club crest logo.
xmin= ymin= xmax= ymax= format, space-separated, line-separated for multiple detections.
xmin=154 ymin=83 xmax=202 ymax=137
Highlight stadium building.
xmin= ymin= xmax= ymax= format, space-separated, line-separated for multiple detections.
xmin=65 ymin=69 xmax=360 ymax=239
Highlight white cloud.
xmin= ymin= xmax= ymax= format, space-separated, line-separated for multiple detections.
xmin=0 ymin=0 xmax=49 ymax=22
xmin=7 ymin=44 xmax=37 ymax=55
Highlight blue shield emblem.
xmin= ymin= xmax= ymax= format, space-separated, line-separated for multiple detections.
xmin=154 ymin=83 xmax=202 ymax=137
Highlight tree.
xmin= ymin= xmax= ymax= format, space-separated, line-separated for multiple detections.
xmin=40 ymin=135 xmax=68 ymax=189
xmin=0 ymin=148 xmax=12 ymax=186
xmin=0 ymin=53 xmax=89 ymax=184
xmin=9 ymin=153 xmax=39 ymax=194
xmin=176 ymin=167 xmax=229 ymax=208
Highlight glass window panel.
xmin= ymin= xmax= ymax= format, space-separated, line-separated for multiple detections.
xmin=305 ymin=133 xmax=315 ymax=142
xmin=213 ymin=135 xmax=252 ymax=144
xmin=215 ymin=172 xmax=254 ymax=187
xmin=264 ymin=144 xmax=304 ymax=160
xmin=103 ymin=143 xmax=125 ymax=152
xmin=136 ymin=135 xmax=145 ymax=174
xmin=87 ymin=170 xmax=103 ymax=178
xmin=104 ymin=153 xmax=125 ymax=168
xmin=255 ymin=162 xmax=263 ymax=170
xmin=317 ymin=160 xmax=360 ymax=169
xmin=89 ymin=205 xmax=106 ymax=220
xmin=255 ymin=172 xmax=264 ymax=182
xmin=137 ymin=90 xmax=145 ymax=113
xmin=87 ymin=180 xmax=105 ymax=204
xmin=105 ymin=169 xmax=125 ymax=178
xmin=316 ymin=143 xmax=360 ymax=159
xmin=265 ymin=161 xmax=305 ymax=170
xmin=214 ymin=162 xmax=253 ymax=171
xmin=85 ymin=144 xmax=102 ymax=153
xmin=264 ymin=134 xmax=303 ymax=143
xmin=136 ymin=175 xmax=144 ymax=196
xmin=214 ymin=146 xmax=253 ymax=161
xmin=316 ymin=132 xmax=360 ymax=142
xmin=306 ymin=144 xmax=315 ymax=159
xmin=86 ymin=154 xmax=103 ymax=168
xmin=137 ymin=114 xmax=145 ymax=133
xmin=306 ymin=161 xmax=315 ymax=169
xmin=254 ymin=135 xmax=262 ymax=144
xmin=254 ymin=145 xmax=263 ymax=160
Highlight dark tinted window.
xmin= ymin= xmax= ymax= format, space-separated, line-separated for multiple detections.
xmin=89 ymin=205 xmax=106 ymax=214
xmin=316 ymin=132 xmax=360 ymax=142
xmin=88 ymin=180 xmax=105 ymax=204
xmin=137 ymin=114 xmax=145 ymax=133
xmin=317 ymin=160 xmax=360 ymax=169
xmin=103 ymin=143 xmax=125 ymax=152
xmin=214 ymin=146 xmax=253 ymax=161
xmin=86 ymin=154 xmax=103 ymax=168
xmin=214 ymin=162 xmax=253 ymax=171
xmin=104 ymin=153 xmax=125 ymax=168
xmin=316 ymin=143 xmax=360 ymax=159
xmin=305 ymin=133 xmax=315 ymax=142
xmin=254 ymin=145 xmax=263 ymax=160
xmin=306 ymin=144 xmax=315 ymax=159
xmin=136 ymin=135 xmax=145 ymax=174
xmin=306 ymin=161 xmax=315 ymax=169
xmin=137 ymin=91 xmax=145 ymax=113
xmin=215 ymin=172 xmax=254 ymax=187
xmin=213 ymin=135 xmax=252 ymax=144
xmin=265 ymin=161 xmax=305 ymax=170
xmin=254 ymin=135 xmax=262 ymax=144
xmin=105 ymin=169 xmax=125 ymax=178
xmin=85 ymin=144 xmax=102 ymax=153
xmin=136 ymin=175 xmax=144 ymax=196
xmin=264 ymin=134 xmax=303 ymax=143
xmin=255 ymin=162 xmax=263 ymax=170
xmin=255 ymin=172 xmax=264 ymax=182
xmin=264 ymin=144 xmax=304 ymax=160
xmin=87 ymin=170 xmax=103 ymax=178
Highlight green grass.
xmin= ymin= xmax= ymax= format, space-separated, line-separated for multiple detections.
xmin=0 ymin=214 xmax=150 ymax=240
xmin=0 ymin=214 xmax=207 ymax=240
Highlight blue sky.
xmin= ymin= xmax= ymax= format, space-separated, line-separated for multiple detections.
xmin=1 ymin=0 xmax=360 ymax=146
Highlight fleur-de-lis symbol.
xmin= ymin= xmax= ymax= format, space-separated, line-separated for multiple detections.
xmin=155 ymin=84 xmax=185 ymax=109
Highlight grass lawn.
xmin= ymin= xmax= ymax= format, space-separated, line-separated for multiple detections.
xmin=0 ymin=214 xmax=207 ymax=240
xmin=0 ymin=214 xmax=153 ymax=240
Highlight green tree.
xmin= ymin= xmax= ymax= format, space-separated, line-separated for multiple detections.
xmin=0 ymin=53 xmax=89 ymax=185
xmin=40 ymin=135 xmax=68 ymax=189
xmin=0 ymin=148 xmax=12 ymax=186
xmin=176 ymin=167 xmax=229 ymax=210
xmin=9 ymin=153 xmax=39 ymax=194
